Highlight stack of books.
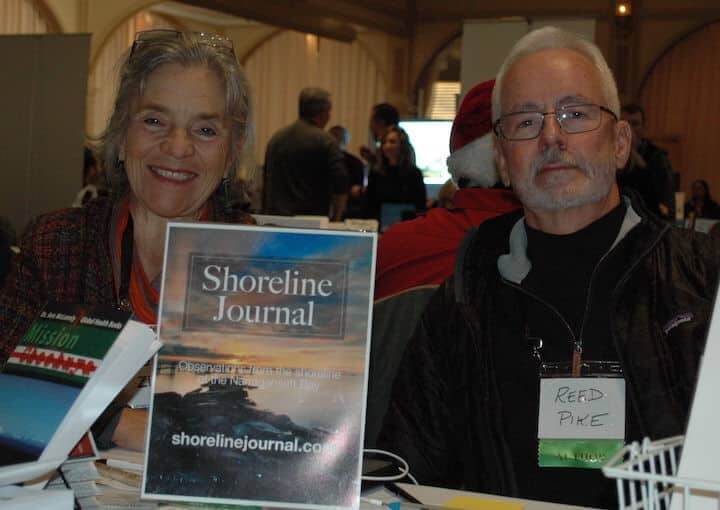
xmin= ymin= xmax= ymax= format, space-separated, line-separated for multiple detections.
xmin=95 ymin=448 xmax=151 ymax=508
xmin=44 ymin=433 xmax=103 ymax=508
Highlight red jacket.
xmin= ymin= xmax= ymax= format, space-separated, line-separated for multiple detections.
xmin=375 ymin=188 xmax=521 ymax=300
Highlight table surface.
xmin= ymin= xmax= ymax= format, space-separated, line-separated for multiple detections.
xmin=395 ymin=482 xmax=597 ymax=510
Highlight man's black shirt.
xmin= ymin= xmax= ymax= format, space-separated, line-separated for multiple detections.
xmin=494 ymin=202 xmax=629 ymax=508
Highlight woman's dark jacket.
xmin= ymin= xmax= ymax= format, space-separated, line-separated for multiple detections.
xmin=0 ymin=196 xmax=253 ymax=365
xmin=366 ymin=164 xmax=426 ymax=220
xmin=379 ymin=194 xmax=720 ymax=497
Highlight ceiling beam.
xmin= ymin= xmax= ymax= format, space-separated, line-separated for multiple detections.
xmin=635 ymin=7 xmax=720 ymax=19
xmin=413 ymin=0 xmax=610 ymax=22
xmin=302 ymin=0 xmax=409 ymax=36
xmin=179 ymin=0 xmax=359 ymax=41
xmin=415 ymin=7 xmax=610 ymax=22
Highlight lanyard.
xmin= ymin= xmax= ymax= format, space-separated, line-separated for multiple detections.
xmin=116 ymin=213 xmax=159 ymax=325
xmin=117 ymin=214 xmax=134 ymax=313
xmin=528 ymin=325 xmax=623 ymax=378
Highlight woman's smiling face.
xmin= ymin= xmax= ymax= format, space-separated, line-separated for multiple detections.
xmin=121 ymin=63 xmax=233 ymax=219
xmin=381 ymin=131 xmax=402 ymax=165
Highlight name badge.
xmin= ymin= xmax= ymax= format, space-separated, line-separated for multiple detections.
xmin=538 ymin=377 xmax=626 ymax=469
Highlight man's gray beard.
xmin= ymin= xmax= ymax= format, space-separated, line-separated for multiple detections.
xmin=512 ymin=147 xmax=616 ymax=211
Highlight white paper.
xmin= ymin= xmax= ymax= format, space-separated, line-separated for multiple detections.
xmin=0 ymin=485 xmax=73 ymax=510
xmin=41 ymin=321 xmax=160 ymax=461
xmin=0 ymin=459 xmax=64 ymax=487
xmin=538 ymin=377 xmax=626 ymax=440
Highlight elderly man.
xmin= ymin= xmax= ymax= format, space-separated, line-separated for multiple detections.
xmin=379 ymin=27 xmax=719 ymax=508
xmin=263 ymin=87 xmax=348 ymax=220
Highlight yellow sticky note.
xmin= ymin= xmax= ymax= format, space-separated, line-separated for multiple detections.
xmin=443 ymin=495 xmax=524 ymax=510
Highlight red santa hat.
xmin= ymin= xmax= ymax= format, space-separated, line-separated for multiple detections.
xmin=446 ymin=79 xmax=499 ymax=188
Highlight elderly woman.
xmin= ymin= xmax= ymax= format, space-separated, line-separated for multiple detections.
xmin=0 ymin=30 xmax=254 ymax=363
xmin=366 ymin=126 xmax=427 ymax=223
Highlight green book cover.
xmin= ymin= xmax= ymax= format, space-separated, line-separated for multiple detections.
xmin=0 ymin=304 xmax=129 ymax=467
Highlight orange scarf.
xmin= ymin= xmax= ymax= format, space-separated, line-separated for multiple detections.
xmin=113 ymin=197 xmax=210 ymax=325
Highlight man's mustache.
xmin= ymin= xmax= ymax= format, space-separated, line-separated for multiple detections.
xmin=530 ymin=148 xmax=592 ymax=178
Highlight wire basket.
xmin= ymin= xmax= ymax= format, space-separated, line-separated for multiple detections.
xmin=602 ymin=435 xmax=720 ymax=510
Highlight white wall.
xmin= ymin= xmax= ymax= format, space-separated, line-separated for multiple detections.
xmin=460 ymin=18 xmax=596 ymax=101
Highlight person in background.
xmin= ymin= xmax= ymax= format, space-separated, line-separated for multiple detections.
xmin=684 ymin=179 xmax=720 ymax=220
xmin=365 ymin=79 xmax=520 ymax=447
xmin=329 ymin=125 xmax=367 ymax=219
xmin=0 ymin=30 xmax=255 ymax=445
xmin=433 ymin=179 xmax=458 ymax=209
xmin=0 ymin=216 xmax=16 ymax=249
xmin=379 ymin=27 xmax=719 ymax=508
xmin=365 ymin=126 xmax=426 ymax=222
xmin=359 ymin=102 xmax=400 ymax=166
xmin=0 ymin=215 xmax=17 ymax=287
xmin=72 ymin=146 xmax=107 ymax=207
xmin=369 ymin=103 xmax=400 ymax=142
xmin=263 ymin=88 xmax=348 ymax=220
xmin=0 ymin=225 xmax=11 ymax=288
xmin=708 ymin=221 xmax=720 ymax=241
xmin=618 ymin=103 xmax=675 ymax=219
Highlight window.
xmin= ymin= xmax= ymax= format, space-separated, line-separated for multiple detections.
xmin=427 ymin=81 xmax=460 ymax=120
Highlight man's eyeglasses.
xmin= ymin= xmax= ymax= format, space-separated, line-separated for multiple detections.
xmin=130 ymin=29 xmax=235 ymax=58
xmin=493 ymin=103 xmax=618 ymax=141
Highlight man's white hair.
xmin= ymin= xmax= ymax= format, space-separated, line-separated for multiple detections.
xmin=491 ymin=27 xmax=620 ymax=122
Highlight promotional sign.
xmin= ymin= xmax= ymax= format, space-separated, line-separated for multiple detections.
xmin=143 ymin=223 xmax=376 ymax=510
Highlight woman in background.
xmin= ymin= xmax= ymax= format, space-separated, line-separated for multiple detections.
xmin=685 ymin=179 xmax=720 ymax=220
xmin=366 ymin=126 xmax=426 ymax=222
xmin=0 ymin=30 xmax=254 ymax=362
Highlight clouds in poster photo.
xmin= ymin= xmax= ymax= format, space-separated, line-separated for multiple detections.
xmin=160 ymin=227 xmax=373 ymax=354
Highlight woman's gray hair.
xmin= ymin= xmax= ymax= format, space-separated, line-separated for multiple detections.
xmin=492 ymin=27 xmax=620 ymax=122
xmin=96 ymin=31 xmax=253 ymax=208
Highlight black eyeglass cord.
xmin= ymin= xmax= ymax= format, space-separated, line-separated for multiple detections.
xmin=117 ymin=215 xmax=134 ymax=313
